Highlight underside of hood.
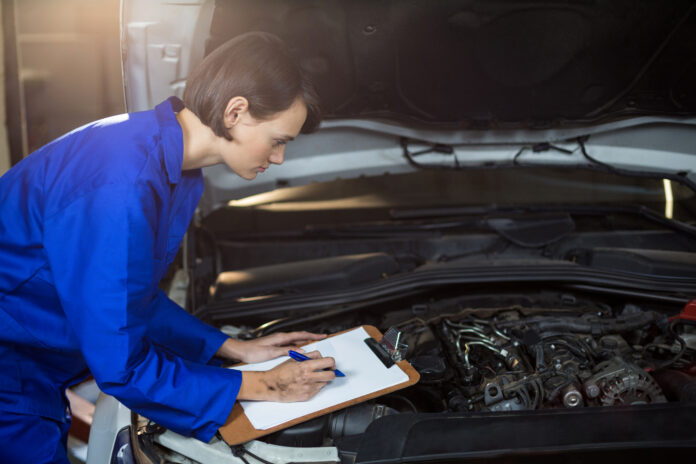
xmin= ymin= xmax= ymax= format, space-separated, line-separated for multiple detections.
xmin=121 ymin=0 xmax=696 ymax=209
xmin=206 ymin=0 xmax=696 ymax=128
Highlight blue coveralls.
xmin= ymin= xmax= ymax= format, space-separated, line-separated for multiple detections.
xmin=0 ymin=97 xmax=242 ymax=462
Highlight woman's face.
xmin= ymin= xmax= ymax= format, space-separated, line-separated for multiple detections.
xmin=219 ymin=97 xmax=307 ymax=180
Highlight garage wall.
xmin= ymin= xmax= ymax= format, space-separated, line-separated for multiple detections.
xmin=5 ymin=0 xmax=124 ymax=159
xmin=0 ymin=1 xmax=11 ymax=175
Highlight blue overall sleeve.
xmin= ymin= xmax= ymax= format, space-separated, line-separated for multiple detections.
xmin=43 ymin=181 xmax=241 ymax=441
xmin=147 ymin=290 xmax=229 ymax=365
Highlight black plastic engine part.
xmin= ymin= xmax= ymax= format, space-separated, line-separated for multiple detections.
xmin=573 ymin=248 xmax=696 ymax=278
xmin=447 ymin=392 xmax=470 ymax=412
xmin=330 ymin=403 xmax=397 ymax=439
xmin=485 ymin=214 xmax=575 ymax=248
xmin=653 ymin=369 xmax=696 ymax=402
xmin=263 ymin=403 xmax=397 ymax=447
xmin=334 ymin=434 xmax=363 ymax=464
xmin=353 ymin=403 xmax=696 ymax=463
xmin=213 ymin=253 xmax=399 ymax=300
xmin=496 ymin=310 xmax=660 ymax=335
xmin=263 ymin=415 xmax=329 ymax=447
xmin=410 ymin=355 xmax=447 ymax=381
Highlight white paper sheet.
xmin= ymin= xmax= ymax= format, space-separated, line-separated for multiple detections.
xmin=230 ymin=327 xmax=409 ymax=430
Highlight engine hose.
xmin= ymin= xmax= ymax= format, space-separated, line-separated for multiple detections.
xmin=516 ymin=386 xmax=531 ymax=409
xmin=532 ymin=379 xmax=543 ymax=409
xmin=497 ymin=311 xmax=659 ymax=335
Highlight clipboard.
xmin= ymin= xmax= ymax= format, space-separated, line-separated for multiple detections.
xmin=218 ymin=325 xmax=420 ymax=445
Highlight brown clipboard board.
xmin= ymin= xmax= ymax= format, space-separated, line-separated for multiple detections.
xmin=218 ymin=325 xmax=420 ymax=445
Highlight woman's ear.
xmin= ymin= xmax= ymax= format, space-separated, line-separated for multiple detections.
xmin=223 ymin=96 xmax=250 ymax=128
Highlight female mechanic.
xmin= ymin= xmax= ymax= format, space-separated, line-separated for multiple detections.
xmin=0 ymin=31 xmax=333 ymax=463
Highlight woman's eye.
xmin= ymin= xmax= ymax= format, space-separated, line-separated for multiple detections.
xmin=272 ymin=139 xmax=287 ymax=148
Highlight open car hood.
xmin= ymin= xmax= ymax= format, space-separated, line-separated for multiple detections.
xmin=208 ymin=0 xmax=696 ymax=128
xmin=121 ymin=0 xmax=696 ymax=211
xmin=123 ymin=0 xmax=696 ymax=126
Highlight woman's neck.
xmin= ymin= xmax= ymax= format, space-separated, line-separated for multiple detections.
xmin=177 ymin=108 xmax=222 ymax=170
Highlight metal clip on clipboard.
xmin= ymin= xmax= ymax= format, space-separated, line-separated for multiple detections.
xmin=364 ymin=327 xmax=408 ymax=368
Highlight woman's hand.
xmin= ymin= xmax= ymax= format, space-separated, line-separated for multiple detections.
xmin=237 ymin=351 xmax=337 ymax=402
xmin=216 ymin=331 xmax=328 ymax=364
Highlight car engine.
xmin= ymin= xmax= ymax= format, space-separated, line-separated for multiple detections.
xmin=411 ymin=310 xmax=674 ymax=413
xmin=221 ymin=294 xmax=696 ymax=449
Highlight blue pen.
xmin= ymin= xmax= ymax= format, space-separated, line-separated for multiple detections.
xmin=288 ymin=350 xmax=345 ymax=377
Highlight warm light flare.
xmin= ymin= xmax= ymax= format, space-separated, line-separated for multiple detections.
xmin=663 ymin=178 xmax=673 ymax=219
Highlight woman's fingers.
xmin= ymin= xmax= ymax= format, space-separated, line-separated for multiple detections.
xmin=285 ymin=330 xmax=327 ymax=341
xmin=259 ymin=346 xmax=325 ymax=362
xmin=310 ymin=369 xmax=338 ymax=383
xmin=300 ymin=350 xmax=322 ymax=359
xmin=242 ymin=331 xmax=329 ymax=363
xmin=267 ymin=331 xmax=327 ymax=346
xmin=262 ymin=355 xmax=338 ymax=402
xmin=297 ymin=355 xmax=336 ymax=373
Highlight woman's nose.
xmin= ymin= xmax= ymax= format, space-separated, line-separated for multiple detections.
xmin=269 ymin=147 xmax=285 ymax=165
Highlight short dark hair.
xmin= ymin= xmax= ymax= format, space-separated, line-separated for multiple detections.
xmin=183 ymin=31 xmax=321 ymax=139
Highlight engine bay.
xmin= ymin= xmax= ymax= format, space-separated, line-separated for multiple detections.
xmin=136 ymin=289 xmax=696 ymax=463
xmin=210 ymin=291 xmax=696 ymax=450
xmin=139 ymin=242 xmax=696 ymax=461
xmin=144 ymin=172 xmax=696 ymax=459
